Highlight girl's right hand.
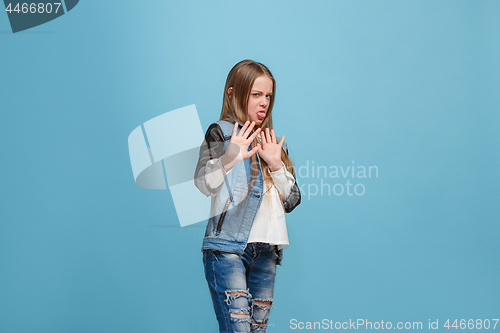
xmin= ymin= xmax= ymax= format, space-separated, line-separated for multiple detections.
xmin=221 ymin=121 xmax=261 ymax=172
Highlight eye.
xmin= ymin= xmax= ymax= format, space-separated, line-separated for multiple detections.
xmin=253 ymin=93 xmax=260 ymax=97
xmin=266 ymin=95 xmax=272 ymax=98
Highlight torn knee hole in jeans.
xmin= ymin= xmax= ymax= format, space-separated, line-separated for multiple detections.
xmin=252 ymin=298 xmax=273 ymax=310
xmin=229 ymin=307 xmax=251 ymax=323
xmin=251 ymin=318 xmax=269 ymax=330
xmin=224 ymin=289 xmax=252 ymax=305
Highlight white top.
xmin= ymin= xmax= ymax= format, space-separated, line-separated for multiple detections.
xmin=204 ymin=156 xmax=295 ymax=250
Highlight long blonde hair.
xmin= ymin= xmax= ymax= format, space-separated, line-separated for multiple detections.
xmin=219 ymin=60 xmax=296 ymax=206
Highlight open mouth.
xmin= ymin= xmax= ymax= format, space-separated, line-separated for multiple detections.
xmin=257 ymin=111 xmax=266 ymax=120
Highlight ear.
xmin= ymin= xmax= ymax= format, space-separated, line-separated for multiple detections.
xmin=227 ymin=87 xmax=233 ymax=97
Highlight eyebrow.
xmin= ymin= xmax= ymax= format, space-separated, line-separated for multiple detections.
xmin=251 ymin=90 xmax=273 ymax=95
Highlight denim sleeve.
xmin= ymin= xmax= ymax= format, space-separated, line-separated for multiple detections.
xmin=193 ymin=123 xmax=227 ymax=197
xmin=282 ymin=146 xmax=301 ymax=213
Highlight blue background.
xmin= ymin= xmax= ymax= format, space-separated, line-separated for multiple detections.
xmin=1 ymin=1 xmax=499 ymax=332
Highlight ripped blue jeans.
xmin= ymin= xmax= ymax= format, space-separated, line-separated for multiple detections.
xmin=203 ymin=243 xmax=278 ymax=333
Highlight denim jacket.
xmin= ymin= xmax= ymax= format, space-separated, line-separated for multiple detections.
xmin=193 ymin=119 xmax=301 ymax=265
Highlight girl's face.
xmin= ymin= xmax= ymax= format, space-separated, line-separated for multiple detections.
xmin=246 ymin=75 xmax=273 ymax=126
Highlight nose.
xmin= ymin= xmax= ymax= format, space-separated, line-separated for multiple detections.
xmin=259 ymin=97 xmax=268 ymax=108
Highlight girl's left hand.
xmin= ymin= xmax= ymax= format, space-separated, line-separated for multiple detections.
xmin=258 ymin=128 xmax=284 ymax=172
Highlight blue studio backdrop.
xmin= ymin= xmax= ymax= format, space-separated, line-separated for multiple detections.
xmin=1 ymin=1 xmax=499 ymax=332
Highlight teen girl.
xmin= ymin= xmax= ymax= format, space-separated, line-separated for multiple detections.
xmin=194 ymin=60 xmax=301 ymax=333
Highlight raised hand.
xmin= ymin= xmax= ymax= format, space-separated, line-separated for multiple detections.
xmin=258 ymin=128 xmax=284 ymax=172
xmin=221 ymin=121 xmax=262 ymax=172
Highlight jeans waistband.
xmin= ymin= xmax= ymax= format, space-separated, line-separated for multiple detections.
xmin=249 ymin=242 xmax=271 ymax=247
xmin=248 ymin=243 xmax=279 ymax=254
